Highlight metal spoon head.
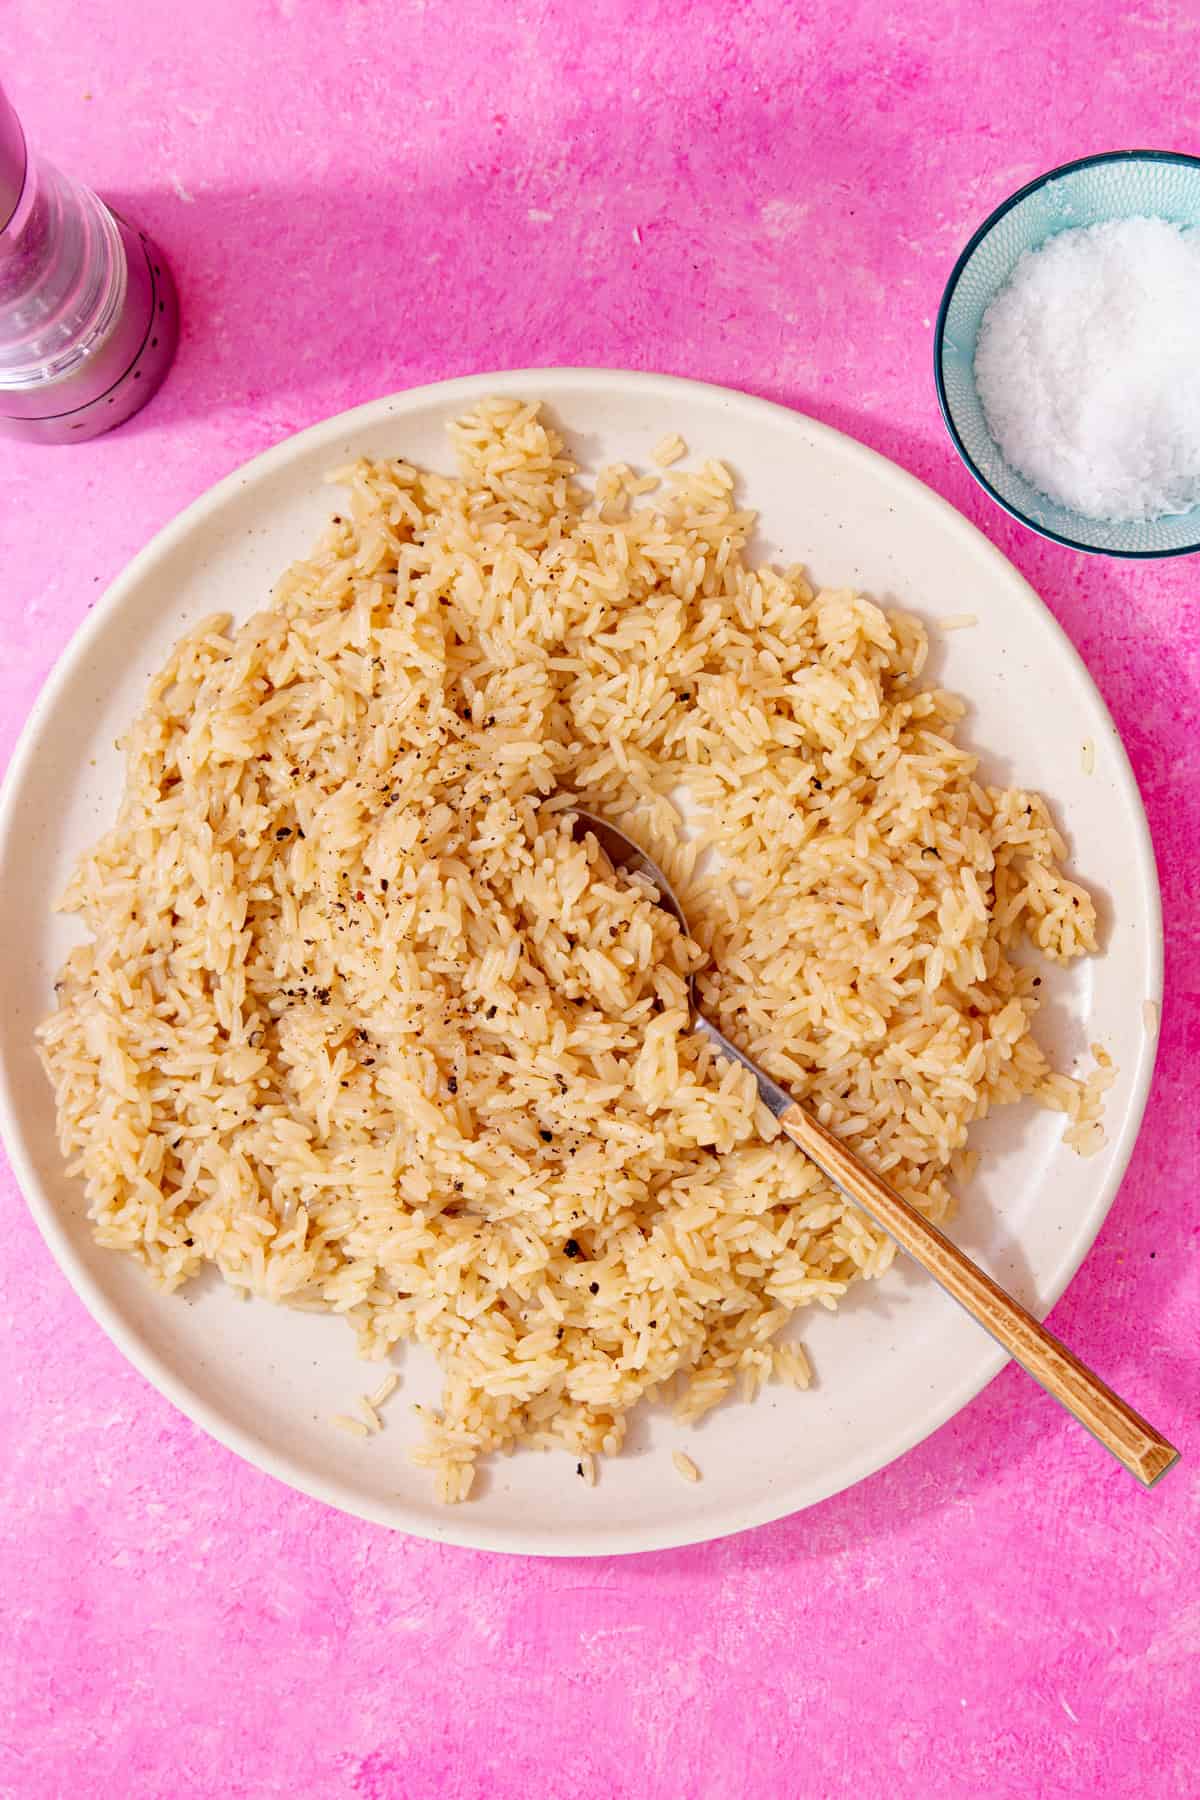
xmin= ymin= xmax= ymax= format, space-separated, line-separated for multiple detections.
xmin=565 ymin=806 xmax=795 ymax=1118
xmin=567 ymin=809 xmax=693 ymax=941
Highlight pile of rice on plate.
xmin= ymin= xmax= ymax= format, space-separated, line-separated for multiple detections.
xmin=38 ymin=399 xmax=1110 ymax=1502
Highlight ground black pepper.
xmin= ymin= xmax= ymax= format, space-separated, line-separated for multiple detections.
xmin=564 ymin=1239 xmax=581 ymax=1258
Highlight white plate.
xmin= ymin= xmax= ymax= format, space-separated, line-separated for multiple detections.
xmin=0 ymin=370 xmax=1162 ymax=1556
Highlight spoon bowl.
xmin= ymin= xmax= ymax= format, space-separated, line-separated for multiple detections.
xmin=570 ymin=809 xmax=795 ymax=1116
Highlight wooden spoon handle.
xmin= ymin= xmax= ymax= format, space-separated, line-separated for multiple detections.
xmin=778 ymin=1102 xmax=1179 ymax=1488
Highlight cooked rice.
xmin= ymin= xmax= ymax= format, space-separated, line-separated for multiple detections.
xmin=652 ymin=432 xmax=687 ymax=467
xmin=673 ymin=1450 xmax=701 ymax=1483
xmin=369 ymin=1372 xmax=399 ymax=1409
xmin=771 ymin=1341 xmax=812 ymax=1389
xmin=332 ymin=1414 xmax=370 ymax=1439
xmin=937 ymin=613 xmax=978 ymax=630
xmin=1143 ymin=998 xmax=1160 ymax=1036
xmin=37 ymin=398 xmax=1103 ymax=1501
xmin=355 ymin=1394 xmax=382 ymax=1433
xmin=1081 ymin=739 xmax=1095 ymax=775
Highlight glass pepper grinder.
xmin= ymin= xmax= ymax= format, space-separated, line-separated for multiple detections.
xmin=0 ymin=80 xmax=179 ymax=443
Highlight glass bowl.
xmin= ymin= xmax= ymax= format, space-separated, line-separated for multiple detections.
xmin=934 ymin=149 xmax=1200 ymax=558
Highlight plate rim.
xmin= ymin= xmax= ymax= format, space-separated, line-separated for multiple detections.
xmin=0 ymin=367 xmax=1164 ymax=1556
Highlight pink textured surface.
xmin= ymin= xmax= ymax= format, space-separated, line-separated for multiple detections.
xmin=1 ymin=4 xmax=1198 ymax=1795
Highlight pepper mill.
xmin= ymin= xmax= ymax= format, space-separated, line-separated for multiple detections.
xmin=0 ymin=81 xmax=179 ymax=443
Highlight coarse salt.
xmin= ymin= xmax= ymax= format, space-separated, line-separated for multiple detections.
xmin=975 ymin=216 xmax=1200 ymax=521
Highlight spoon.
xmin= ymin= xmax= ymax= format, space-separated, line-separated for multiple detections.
xmin=570 ymin=809 xmax=1178 ymax=1488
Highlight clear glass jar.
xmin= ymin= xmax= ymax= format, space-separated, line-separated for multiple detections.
xmin=0 ymin=80 xmax=179 ymax=442
xmin=0 ymin=148 xmax=127 ymax=391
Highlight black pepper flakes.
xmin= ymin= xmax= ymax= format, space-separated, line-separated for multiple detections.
xmin=564 ymin=1239 xmax=581 ymax=1259
xmin=447 ymin=1076 xmax=458 ymax=1095
xmin=275 ymin=826 xmax=292 ymax=840
xmin=539 ymin=1129 xmax=552 ymax=1143
xmin=589 ymin=1281 xmax=599 ymax=1295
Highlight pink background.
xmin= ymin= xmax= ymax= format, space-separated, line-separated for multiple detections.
xmin=2 ymin=3 xmax=1198 ymax=1795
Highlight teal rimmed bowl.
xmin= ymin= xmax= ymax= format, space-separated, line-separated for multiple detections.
xmin=935 ymin=149 xmax=1200 ymax=558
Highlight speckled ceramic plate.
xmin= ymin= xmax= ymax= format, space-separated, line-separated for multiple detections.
xmin=0 ymin=370 xmax=1162 ymax=1556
